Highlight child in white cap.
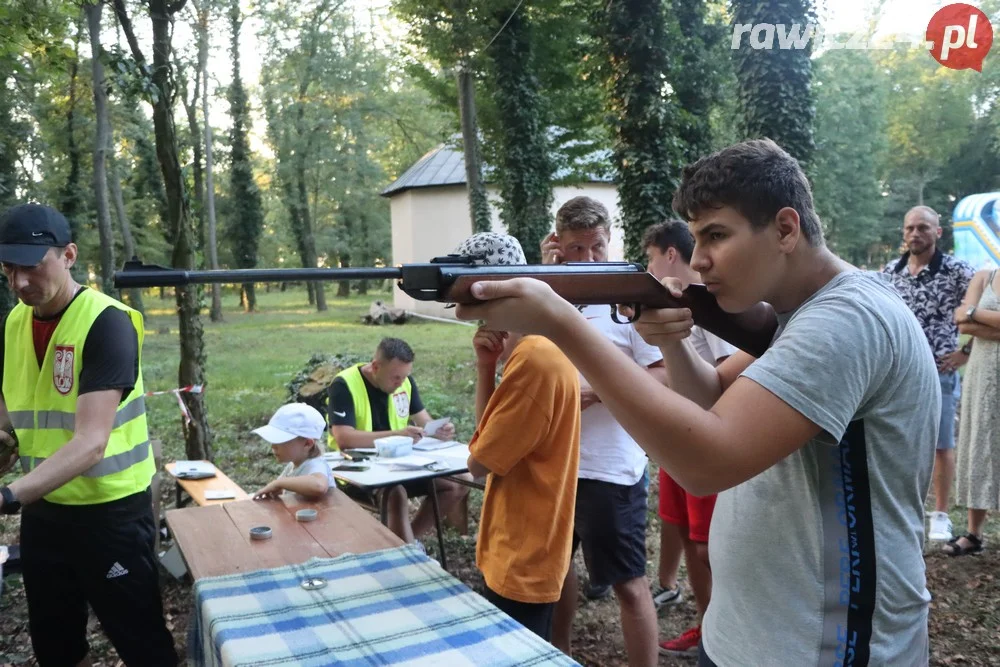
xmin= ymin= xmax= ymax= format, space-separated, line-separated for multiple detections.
xmin=252 ymin=403 xmax=334 ymax=500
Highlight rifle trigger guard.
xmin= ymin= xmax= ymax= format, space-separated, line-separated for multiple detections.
xmin=610 ymin=303 xmax=641 ymax=324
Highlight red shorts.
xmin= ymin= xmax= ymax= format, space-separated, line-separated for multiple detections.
xmin=658 ymin=468 xmax=717 ymax=543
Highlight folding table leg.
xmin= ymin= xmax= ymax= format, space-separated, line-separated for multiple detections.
xmin=175 ymin=482 xmax=191 ymax=508
xmin=378 ymin=490 xmax=389 ymax=526
xmin=428 ymin=481 xmax=448 ymax=572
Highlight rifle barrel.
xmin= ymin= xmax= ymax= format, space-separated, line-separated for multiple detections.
xmin=113 ymin=266 xmax=401 ymax=289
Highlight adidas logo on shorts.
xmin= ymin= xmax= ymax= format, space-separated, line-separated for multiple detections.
xmin=106 ymin=562 xmax=129 ymax=579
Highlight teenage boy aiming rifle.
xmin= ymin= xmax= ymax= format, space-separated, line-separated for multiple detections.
xmin=453 ymin=139 xmax=938 ymax=666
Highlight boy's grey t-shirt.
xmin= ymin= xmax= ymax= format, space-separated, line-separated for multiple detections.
xmin=280 ymin=457 xmax=334 ymax=486
xmin=703 ymin=271 xmax=938 ymax=667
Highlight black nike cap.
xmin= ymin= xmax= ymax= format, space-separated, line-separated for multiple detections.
xmin=0 ymin=203 xmax=73 ymax=267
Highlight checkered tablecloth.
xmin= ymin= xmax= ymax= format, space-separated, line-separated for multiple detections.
xmin=189 ymin=543 xmax=579 ymax=666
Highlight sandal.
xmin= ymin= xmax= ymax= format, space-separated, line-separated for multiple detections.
xmin=942 ymin=533 xmax=985 ymax=557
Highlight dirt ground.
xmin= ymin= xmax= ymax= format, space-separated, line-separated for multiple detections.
xmin=2 ymin=470 xmax=1000 ymax=666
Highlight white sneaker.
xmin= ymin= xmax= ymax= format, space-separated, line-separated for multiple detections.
xmin=651 ymin=583 xmax=684 ymax=610
xmin=928 ymin=511 xmax=953 ymax=541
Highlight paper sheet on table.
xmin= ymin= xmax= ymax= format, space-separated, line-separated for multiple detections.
xmin=422 ymin=417 xmax=452 ymax=438
xmin=203 ymin=490 xmax=236 ymax=500
xmin=413 ymin=437 xmax=457 ymax=451
xmin=374 ymin=455 xmax=447 ymax=471
xmin=170 ymin=461 xmax=216 ymax=477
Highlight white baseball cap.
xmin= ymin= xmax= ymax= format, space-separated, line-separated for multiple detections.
xmin=253 ymin=403 xmax=326 ymax=444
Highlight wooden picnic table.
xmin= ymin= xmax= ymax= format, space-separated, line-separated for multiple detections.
xmin=164 ymin=461 xmax=250 ymax=507
xmin=165 ymin=489 xmax=404 ymax=580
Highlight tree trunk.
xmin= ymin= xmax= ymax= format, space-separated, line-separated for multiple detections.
xmin=488 ymin=7 xmax=553 ymax=264
xmin=457 ymin=63 xmax=491 ymax=233
xmin=227 ymin=0 xmax=264 ymax=313
xmin=180 ymin=69 xmax=204 ymax=251
xmin=240 ymin=285 xmax=256 ymax=312
xmin=198 ymin=5 xmax=223 ymax=322
xmin=279 ymin=177 xmax=314 ymax=303
xmin=337 ymin=254 xmax=350 ymax=297
xmin=114 ymin=0 xmax=212 ymax=462
xmin=295 ymin=156 xmax=326 ymax=311
xmin=729 ymin=0 xmax=816 ymax=166
xmin=86 ymin=2 xmax=116 ymax=296
xmin=59 ymin=16 xmax=86 ymax=264
xmin=599 ymin=0 xmax=684 ymax=262
xmin=109 ymin=154 xmax=145 ymax=315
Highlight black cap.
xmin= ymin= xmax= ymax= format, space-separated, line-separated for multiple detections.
xmin=0 ymin=204 xmax=73 ymax=267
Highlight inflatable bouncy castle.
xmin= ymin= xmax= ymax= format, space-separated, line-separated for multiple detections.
xmin=953 ymin=192 xmax=1000 ymax=271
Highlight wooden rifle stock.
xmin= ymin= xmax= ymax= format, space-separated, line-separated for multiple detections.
xmin=113 ymin=258 xmax=778 ymax=358
xmin=446 ymin=272 xmax=777 ymax=358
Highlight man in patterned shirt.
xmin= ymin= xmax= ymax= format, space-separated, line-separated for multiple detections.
xmin=883 ymin=205 xmax=975 ymax=542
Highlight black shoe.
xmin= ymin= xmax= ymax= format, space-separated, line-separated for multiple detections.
xmin=584 ymin=581 xmax=612 ymax=600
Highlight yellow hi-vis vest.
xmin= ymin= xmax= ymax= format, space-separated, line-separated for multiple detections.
xmin=328 ymin=363 xmax=411 ymax=451
xmin=3 ymin=288 xmax=154 ymax=505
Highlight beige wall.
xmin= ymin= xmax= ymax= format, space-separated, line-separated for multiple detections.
xmin=389 ymin=182 xmax=625 ymax=317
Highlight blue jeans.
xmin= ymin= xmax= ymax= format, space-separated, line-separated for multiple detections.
xmin=938 ymin=370 xmax=961 ymax=450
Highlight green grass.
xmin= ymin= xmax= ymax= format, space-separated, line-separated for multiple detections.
xmin=139 ymin=286 xmax=479 ymax=490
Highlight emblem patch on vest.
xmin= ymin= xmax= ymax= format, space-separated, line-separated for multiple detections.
xmin=53 ymin=344 xmax=75 ymax=395
xmin=392 ymin=390 xmax=410 ymax=419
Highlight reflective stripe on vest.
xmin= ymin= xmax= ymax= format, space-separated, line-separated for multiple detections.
xmin=2 ymin=289 xmax=154 ymax=505
xmin=20 ymin=439 xmax=151 ymax=478
xmin=328 ymin=364 xmax=412 ymax=450
xmin=18 ymin=397 xmax=147 ymax=432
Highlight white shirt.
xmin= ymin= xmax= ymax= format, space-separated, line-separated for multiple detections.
xmin=281 ymin=457 xmax=335 ymax=486
xmin=688 ymin=326 xmax=737 ymax=366
xmin=577 ymin=305 xmax=664 ymax=485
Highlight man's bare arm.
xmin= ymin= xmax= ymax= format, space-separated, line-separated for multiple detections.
xmin=6 ymin=389 xmax=122 ymax=506
xmin=330 ymin=424 xmax=423 ymax=449
xmin=411 ymin=410 xmax=432 ymax=427
xmin=474 ymin=365 xmax=497 ymax=425
xmin=644 ymin=360 xmax=667 ymax=385
xmin=556 ymin=321 xmax=820 ymax=496
xmin=466 ymin=453 xmax=491 ymax=478
xmin=632 ymin=305 xmax=754 ymax=407
xmin=0 ymin=396 xmax=17 ymax=474
xmin=0 ymin=395 xmax=12 ymax=432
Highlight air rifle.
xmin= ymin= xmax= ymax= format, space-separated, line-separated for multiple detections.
xmin=113 ymin=256 xmax=778 ymax=358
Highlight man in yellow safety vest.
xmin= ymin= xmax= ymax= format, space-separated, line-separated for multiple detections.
xmin=0 ymin=203 xmax=177 ymax=666
xmin=328 ymin=337 xmax=470 ymax=543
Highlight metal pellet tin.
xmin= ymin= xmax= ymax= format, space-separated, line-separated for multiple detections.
xmin=300 ymin=577 xmax=327 ymax=591
xmin=249 ymin=526 xmax=272 ymax=540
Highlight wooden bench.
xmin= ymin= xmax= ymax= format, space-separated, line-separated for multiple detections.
xmin=164 ymin=461 xmax=250 ymax=508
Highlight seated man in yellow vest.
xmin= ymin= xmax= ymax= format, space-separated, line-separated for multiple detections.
xmin=0 ymin=204 xmax=177 ymax=666
xmin=328 ymin=337 xmax=470 ymax=543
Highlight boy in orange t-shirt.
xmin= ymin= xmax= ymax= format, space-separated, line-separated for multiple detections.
xmin=456 ymin=232 xmax=581 ymax=641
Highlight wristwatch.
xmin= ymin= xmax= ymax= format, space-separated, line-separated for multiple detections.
xmin=966 ymin=306 xmax=978 ymax=323
xmin=0 ymin=486 xmax=20 ymax=515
